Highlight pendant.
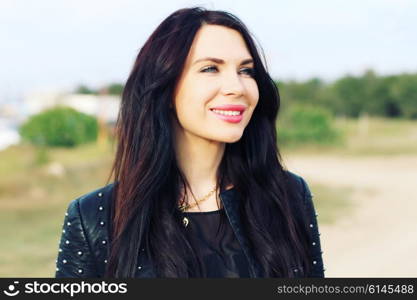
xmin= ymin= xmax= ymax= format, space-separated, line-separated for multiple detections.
xmin=182 ymin=217 xmax=189 ymax=227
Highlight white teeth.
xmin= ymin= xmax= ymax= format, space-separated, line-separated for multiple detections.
xmin=211 ymin=109 xmax=241 ymax=116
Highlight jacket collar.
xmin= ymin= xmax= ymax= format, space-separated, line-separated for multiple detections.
xmin=219 ymin=188 xmax=262 ymax=278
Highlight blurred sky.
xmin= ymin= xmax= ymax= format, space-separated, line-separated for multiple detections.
xmin=1 ymin=0 xmax=416 ymax=101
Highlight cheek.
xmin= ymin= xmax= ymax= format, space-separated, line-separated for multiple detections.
xmin=174 ymin=89 xmax=212 ymax=126
xmin=177 ymin=82 xmax=219 ymax=114
xmin=247 ymin=81 xmax=259 ymax=107
xmin=194 ymin=79 xmax=220 ymax=105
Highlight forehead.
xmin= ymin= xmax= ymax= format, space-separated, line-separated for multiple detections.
xmin=186 ymin=25 xmax=252 ymax=63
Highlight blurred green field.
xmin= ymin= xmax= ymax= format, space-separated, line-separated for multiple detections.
xmin=282 ymin=117 xmax=417 ymax=156
xmin=0 ymin=142 xmax=115 ymax=277
xmin=0 ymin=117 xmax=416 ymax=277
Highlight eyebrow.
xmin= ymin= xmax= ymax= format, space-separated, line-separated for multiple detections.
xmin=192 ymin=57 xmax=254 ymax=66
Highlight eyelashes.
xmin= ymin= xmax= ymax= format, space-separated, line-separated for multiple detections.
xmin=200 ymin=65 xmax=255 ymax=77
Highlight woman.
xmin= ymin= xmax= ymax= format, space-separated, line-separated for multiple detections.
xmin=55 ymin=7 xmax=324 ymax=278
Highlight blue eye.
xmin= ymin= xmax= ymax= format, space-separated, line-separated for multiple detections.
xmin=240 ymin=68 xmax=255 ymax=77
xmin=201 ymin=66 xmax=218 ymax=73
xmin=200 ymin=66 xmax=255 ymax=77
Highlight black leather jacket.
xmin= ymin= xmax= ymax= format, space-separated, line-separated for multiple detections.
xmin=55 ymin=171 xmax=325 ymax=278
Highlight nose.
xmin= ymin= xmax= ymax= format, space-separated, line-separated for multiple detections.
xmin=220 ymin=70 xmax=245 ymax=97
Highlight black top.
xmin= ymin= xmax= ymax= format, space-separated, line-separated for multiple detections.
xmin=182 ymin=208 xmax=251 ymax=278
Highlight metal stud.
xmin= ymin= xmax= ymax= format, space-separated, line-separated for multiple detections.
xmin=62 ymin=229 xmax=65 ymax=233
xmin=67 ymin=222 xmax=71 ymax=226
xmin=78 ymin=269 xmax=83 ymax=274
xmin=313 ymin=260 xmax=317 ymax=265
xmin=141 ymin=248 xmax=145 ymax=252
xmin=65 ymin=212 xmax=68 ymax=216
xmin=102 ymin=240 xmax=107 ymax=245
xmin=59 ymin=248 xmax=62 ymax=252
xmin=55 ymin=260 xmax=57 ymax=263
xmin=77 ymin=251 xmax=83 ymax=256
xmin=312 ymin=242 xmax=316 ymax=246
xmin=98 ymin=192 xmax=103 ymax=197
xmin=294 ymin=268 xmax=298 ymax=272
xmin=100 ymin=221 xmax=105 ymax=226
xmin=63 ymin=259 xmax=67 ymax=264
xmin=309 ymin=223 xmax=313 ymax=228
xmin=98 ymin=206 xmax=103 ymax=211
xmin=56 ymin=267 xmax=59 ymax=271
xmin=65 ymin=240 xmax=70 ymax=245
xmin=138 ymin=266 xmax=142 ymax=270
xmin=104 ymin=260 xmax=108 ymax=264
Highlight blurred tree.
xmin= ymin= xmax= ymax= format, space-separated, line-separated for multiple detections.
xmin=391 ymin=74 xmax=417 ymax=119
xmin=107 ymin=83 xmax=124 ymax=95
xmin=372 ymin=75 xmax=401 ymax=117
xmin=19 ymin=107 xmax=98 ymax=147
xmin=75 ymin=84 xmax=96 ymax=94
xmin=277 ymin=70 xmax=417 ymax=119
xmin=278 ymin=105 xmax=341 ymax=145
xmin=332 ymin=74 xmax=366 ymax=117
xmin=279 ymin=78 xmax=324 ymax=103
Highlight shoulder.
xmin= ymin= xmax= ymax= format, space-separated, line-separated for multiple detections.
xmin=57 ymin=183 xmax=115 ymax=277
xmin=282 ymin=170 xmax=317 ymax=232
xmin=283 ymin=170 xmax=312 ymax=206
xmin=283 ymin=171 xmax=324 ymax=277
xmin=67 ymin=182 xmax=115 ymax=243
xmin=73 ymin=182 xmax=116 ymax=214
xmin=65 ymin=182 xmax=116 ymax=239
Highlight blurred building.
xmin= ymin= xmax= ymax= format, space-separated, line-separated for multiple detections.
xmin=0 ymin=117 xmax=20 ymax=150
xmin=22 ymin=92 xmax=120 ymax=125
xmin=0 ymin=92 xmax=120 ymax=150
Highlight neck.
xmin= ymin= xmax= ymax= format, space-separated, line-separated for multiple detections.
xmin=173 ymin=126 xmax=225 ymax=196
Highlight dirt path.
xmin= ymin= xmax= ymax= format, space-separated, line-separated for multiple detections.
xmin=285 ymin=154 xmax=417 ymax=277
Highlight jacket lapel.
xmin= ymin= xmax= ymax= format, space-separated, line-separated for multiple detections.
xmin=219 ymin=188 xmax=262 ymax=278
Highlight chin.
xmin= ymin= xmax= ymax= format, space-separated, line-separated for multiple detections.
xmin=217 ymin=132 xmax=244 ymax=144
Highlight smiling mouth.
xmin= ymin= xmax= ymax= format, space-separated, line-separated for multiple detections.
xmin=209 ymin=108 xmax=245 ymax=124
xmin=209 ymin=109 xmax=243 ymax=116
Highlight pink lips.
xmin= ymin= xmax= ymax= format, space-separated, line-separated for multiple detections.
xmin=209 ymin=104 xmax=246 ymax=124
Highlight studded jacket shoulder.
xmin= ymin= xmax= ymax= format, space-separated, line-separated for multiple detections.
xmin=55 ymin=171 xmax=325 ymax=278
xmin=55 ymin=183 xmax=114 ymax=277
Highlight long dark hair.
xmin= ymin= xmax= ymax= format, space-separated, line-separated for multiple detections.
xmin=105 ymin=7 xmax=311 ymax=278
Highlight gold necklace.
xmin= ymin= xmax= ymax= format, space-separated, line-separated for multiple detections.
xmin=178 ymin=184 xmax=217 ymax=227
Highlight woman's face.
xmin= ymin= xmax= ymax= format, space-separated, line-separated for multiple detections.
xmin=172 ymin=25 xmax=259 ymax=144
